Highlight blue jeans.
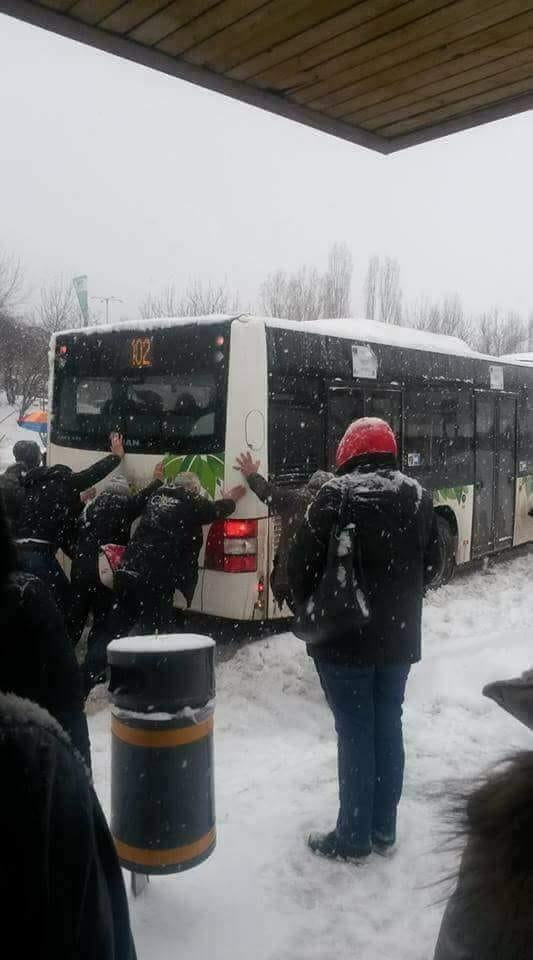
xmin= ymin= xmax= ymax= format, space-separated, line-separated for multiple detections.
xmin=315 ymin=660 xmax=411 ymax=853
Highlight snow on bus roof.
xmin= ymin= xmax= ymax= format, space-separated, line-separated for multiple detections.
xmin=265 ymin=317 xmax=482 ymax=359
xmin=500 ymin=352 xmax=533 ymax=365
xmin=55 ymin=314 xmax=238 ymax=339
xmin=54 ymin=313 xmax=511 ymax=364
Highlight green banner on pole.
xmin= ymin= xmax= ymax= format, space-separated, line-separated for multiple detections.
xmin=72 ymin=275 xmax=89 ymax=326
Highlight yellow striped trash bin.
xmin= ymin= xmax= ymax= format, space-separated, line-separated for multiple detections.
xmin=108 ymin=635 xmax=215 ymax=875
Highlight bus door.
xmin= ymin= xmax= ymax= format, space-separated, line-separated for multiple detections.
xmin=472 ymin=393 xmax=517 ymax=557
xmin=327 ymin=386 xmax=402 ymax=469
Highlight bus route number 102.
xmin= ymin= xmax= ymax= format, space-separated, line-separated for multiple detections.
xmin=130 ymin=336 xmax=153 ymax=368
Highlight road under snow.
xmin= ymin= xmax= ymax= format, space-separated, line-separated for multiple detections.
xmin=89 ymin=553 xmax=533 ymax=960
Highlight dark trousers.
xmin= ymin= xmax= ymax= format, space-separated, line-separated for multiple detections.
xmin=87 ymin=575 xmax=176 ymax=690
xmin=69 ymin=565 xmax=115 ymax=692
xmin=108 ymin=575 xmax=176 ymax=639
xmin=17 ymin=546 xmax=72 ymax=618
xmin=69 ymin=568 xmax=113 ymax=648
xmin=315 ymin=659 xmax=411 ymax=854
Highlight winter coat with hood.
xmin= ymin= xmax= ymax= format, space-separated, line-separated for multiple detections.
xmin=434 ymin=751 xmax=533 ymax=960
xmin=247 ymin=470 xmax=332 ymax=608
xmin=0 ymin=692 xmax=135 ymax=959
xmin=0 ymin=462 xmax=27 ymax=535
xmin=287 ymin=454 xmax=440 ymax=666
xmin=0 ymin=441 xmax=42 ymax=535
xmin=120 ymin=483 xmax=237 ymax=605
xmin=0 ymin=493 xmax=90 ymax=764
xmin=434 ymin=675 xmax=533 ymax=960
xmin=17 ymin=453 xmax=121 ymax=550
xmin=73 ymin=477 xmax=162 ymax=581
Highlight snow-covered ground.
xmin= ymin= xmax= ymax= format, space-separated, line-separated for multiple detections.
xmin=89 ymin=554 xmax=533 ymax=960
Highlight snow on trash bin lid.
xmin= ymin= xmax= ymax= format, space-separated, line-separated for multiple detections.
xmin=108 ymin=634 xmax=215 ymax=655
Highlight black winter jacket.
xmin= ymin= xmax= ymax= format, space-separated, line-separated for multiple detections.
xmin=120 ymin=485 xmax=236 ymax=604
xmin=0 ymin=571 xmax=90 ymax=764
xmin=247 ymin=470 xmax=331 ymax=608
xmin=0 ymin=462 xmax=27 ymax=536
xmin=287 ymin=461 xmax=440 ymax=665
xmin=17 ymin=454 xmax=121 ymax=549
xmin=73 ymin=479 xmax=162 ymax=580
xmin=0 ymin=693 xmax=135 ymax=959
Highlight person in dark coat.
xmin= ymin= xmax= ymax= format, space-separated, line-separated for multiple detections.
xmin=0 ymin=492 xmax=91 ymax=766
xmin=235 ymin=450 xmax=331 ymax=610
xmin=0 ymin=439 xmax=41 ymax=535
xmin=106 ymin=473 xmax=245 ymax=644
xmin=15 ymin=432 xmax=125 ymax=616
xmin=288 ymin=417 xmax=440 ymax=862
xmin=70 ymin=463 xmax=164 ymax=689
xmin=0 ymin=691 xmax=136 ymax=959
xmin=434 ymin=675 xmax=533 ymax=960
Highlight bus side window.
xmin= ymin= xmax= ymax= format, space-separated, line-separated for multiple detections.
xmin=268 ymin=375 xmax=326 ymax=481
xmin=269 ymin=401 xmax=324 ymax=481
xmin=518 ymin=395 xmax=533 ymax=473
xmin=327 ymin=391 xmax=363 ymax=468
xmin=405 ymin=389 xmax=432 ymax=471
xmin=363 ymin=391 xmax=402 ymax=457
xmin=430 ymin=388 xmax=473 ymax=483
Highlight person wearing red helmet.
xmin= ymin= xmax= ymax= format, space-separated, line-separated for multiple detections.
xmin=288 ymin=417 xmax=440 ymax=863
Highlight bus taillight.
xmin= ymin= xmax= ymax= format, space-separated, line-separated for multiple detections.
xmin=205 ymin=519 xmax=258 ymax=573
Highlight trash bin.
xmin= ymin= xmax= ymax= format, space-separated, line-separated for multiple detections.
xmin=108 ymin=634 xmax=216 ymax=876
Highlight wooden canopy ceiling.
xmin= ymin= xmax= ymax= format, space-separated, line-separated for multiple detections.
xmin=3 ymin=0 xmax=533 ymax=153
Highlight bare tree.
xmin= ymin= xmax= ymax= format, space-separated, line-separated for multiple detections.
xmin=378 ymin=257 xmax=402 ymax=325
xmin=36 ymin=278 xmax=78 ymax=334
xmin=185 ymin=278 xmax=239 ymax=316
xmin=261 ymin=266 xmax=323 ymax=321
xmin=321 ymin=242 xmax=352 ymax=317
xmin=140 ymin=279 xmax=238 ymax=319
xmin=17 ymin=323 xmax=48 ymax=418
xmin=363 ymin=255 xmax=379 ymax=320
xmin=0 ymin=253 xmax=24 ymax=314
xmin=261 ymin=270 xmax=289 ymax=318
xmin=0 ymin=311 xmax=20 ymax=405
xmin=527 ymin=310 xmax=533 ymax=351
xmin=406 ymin=293 xmax=472 ymax=342
xmin=475 ymin=308 xmax=527 ymax=356
xmin=0 ymin=312 xmax=48 ymax=413
xmin=363 ymin=255 xmax=402 ymax=323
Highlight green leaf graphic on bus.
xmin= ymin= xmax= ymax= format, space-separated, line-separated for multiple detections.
xmin=163 ymin=453 xmax=225 ymax=500
xmin=434 ymin=486 xmax=468 ymax=505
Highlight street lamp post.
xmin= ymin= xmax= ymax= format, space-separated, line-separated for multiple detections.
xmin=91 ymin=295 xmax=124 ymax=325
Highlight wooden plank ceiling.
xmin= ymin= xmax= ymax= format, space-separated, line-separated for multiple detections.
xmin=3 ymin=0 xmax=533 ymax=152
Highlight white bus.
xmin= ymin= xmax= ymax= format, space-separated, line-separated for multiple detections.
xmin=49 ymin=315 xmax=533 ymax=623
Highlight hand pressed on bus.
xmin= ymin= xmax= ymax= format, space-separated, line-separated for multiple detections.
xmin=235 ymin=451 xmax=261 ymax=477
xmin=109 ymin=433 xmax=125 ymax=458
xmin=222 ymin=485 xmax=246 ymax=502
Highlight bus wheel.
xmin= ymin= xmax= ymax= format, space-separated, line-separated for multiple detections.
xmin=431 ymin=514 xmax=456 ymax=588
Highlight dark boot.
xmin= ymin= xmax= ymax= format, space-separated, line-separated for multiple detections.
xmin=307 ymin=830 xmax=371 ymax=863
xmin=372 ymin=830 xmax=397 ymax=858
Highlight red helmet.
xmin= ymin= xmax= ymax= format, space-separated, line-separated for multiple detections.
xmin=335 ymin=417 xmax=397 ymax=472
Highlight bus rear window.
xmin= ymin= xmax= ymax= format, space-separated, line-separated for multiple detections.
xmin=51 ymin=323 xmax=229 ymax=453
xmin=54 ymin=371 xmax=222 ymax=452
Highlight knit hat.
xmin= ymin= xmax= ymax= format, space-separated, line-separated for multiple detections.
xmin=105 ymin=474 xmax=130 ymax=496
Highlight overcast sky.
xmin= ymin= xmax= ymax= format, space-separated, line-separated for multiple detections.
xmin=1 ymin=11 xmax=533 ymax=324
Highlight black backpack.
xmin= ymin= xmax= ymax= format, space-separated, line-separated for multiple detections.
xmin=292 ymin=487 xmax=371 ymax=646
